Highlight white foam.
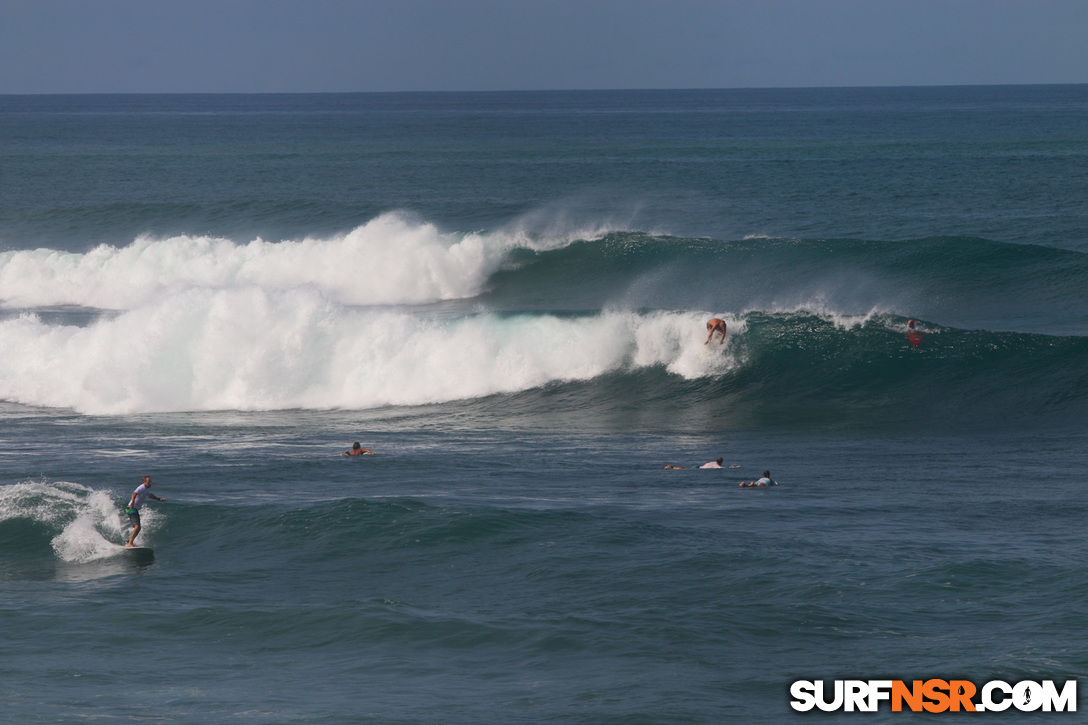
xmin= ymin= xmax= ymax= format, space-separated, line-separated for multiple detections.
xmin=0 ymin=289 xmax=741 ymax=414
xmin=0 ymin=212 xmax=604 ymax=311
xmin=744 ymin=296 xmax=889 ymax=329
xmin=0 ymin=479 xmax=130 ymax=562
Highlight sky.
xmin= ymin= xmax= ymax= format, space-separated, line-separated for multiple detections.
xmin=2 ymin=0 xmax=1086 ymax=93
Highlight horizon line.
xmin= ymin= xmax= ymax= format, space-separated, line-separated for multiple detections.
xmin=3 ymin=82 xmax=1087 ymax=97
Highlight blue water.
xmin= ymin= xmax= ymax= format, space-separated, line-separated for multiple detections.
xmin=2 ymin=87 xmax=1087 ymax=723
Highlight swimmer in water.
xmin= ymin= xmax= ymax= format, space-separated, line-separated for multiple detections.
xmin=705 ymin=318 xmax=727 ymax=345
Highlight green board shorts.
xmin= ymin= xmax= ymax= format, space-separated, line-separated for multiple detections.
xmin=126 ymin=507 xmax=140 ymax=525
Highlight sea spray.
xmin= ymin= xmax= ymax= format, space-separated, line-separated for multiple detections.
xmin=0 ymin=479 xmax=133 ymax=561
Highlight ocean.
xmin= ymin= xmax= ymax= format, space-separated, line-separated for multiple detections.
xmin=1 ymin=87 xmax=1086 ymax=723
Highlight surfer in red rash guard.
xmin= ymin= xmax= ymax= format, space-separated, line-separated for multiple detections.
xmin=906 ymin=319 xmax=924 ymax=347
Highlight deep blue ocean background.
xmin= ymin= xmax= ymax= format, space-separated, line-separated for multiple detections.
xmin=2 ymin=87 xmax=1087 ymax=723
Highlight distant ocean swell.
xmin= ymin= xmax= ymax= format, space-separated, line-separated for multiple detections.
xmin=1 ymin=215 xmax=1086 ymax=426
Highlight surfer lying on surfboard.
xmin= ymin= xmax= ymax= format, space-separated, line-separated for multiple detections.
xmin=342 ymin=442 xmax=374 ymax=456
xmin=665 ymin=457 xmax=729 ymax=470
xmin=740 ymin=470 xmax=778 ymax=487
xmin=125 ymin=475 xmax=166 ymax=547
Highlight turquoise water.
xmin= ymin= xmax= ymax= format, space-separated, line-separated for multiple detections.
xmin=1 ymin=87 xmax=1087 ymax=722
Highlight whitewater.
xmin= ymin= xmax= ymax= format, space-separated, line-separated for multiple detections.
xmin=0 ymin=215 xmax=755 ymax=413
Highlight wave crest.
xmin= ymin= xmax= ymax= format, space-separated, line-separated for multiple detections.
xmin=0 ymin=212 xmax=581 ymax=309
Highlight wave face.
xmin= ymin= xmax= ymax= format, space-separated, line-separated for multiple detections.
xmin=2 ymin=222 xmax=1086 ymax=429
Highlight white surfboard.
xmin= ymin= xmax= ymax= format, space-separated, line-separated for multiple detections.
xmin=111 ymin=544 xmax=154 ymax=560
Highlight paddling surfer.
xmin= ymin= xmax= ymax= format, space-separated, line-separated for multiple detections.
xmin=741 ymin=470 xmax=778 ymax=487
xmin=342 ymin=442 xmax=374 ymax=456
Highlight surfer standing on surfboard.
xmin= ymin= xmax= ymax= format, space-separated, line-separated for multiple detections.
xmin=125 ymin=476 xmax=166 ymax=547
xmin=705 ymin=318 xmax=727 ymax=345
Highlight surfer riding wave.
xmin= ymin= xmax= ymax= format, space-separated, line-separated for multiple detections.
xmin=705 ymin=318 xmax=727 ymax=345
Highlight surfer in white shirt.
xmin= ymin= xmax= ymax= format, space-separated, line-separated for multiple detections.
xmin=699 ymin=457 xmax=724 ymax=469
xmin=125 ymin=476 xmax=166 ymax=547
xmin=740 ymin=470 xmax=778 ymax=487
